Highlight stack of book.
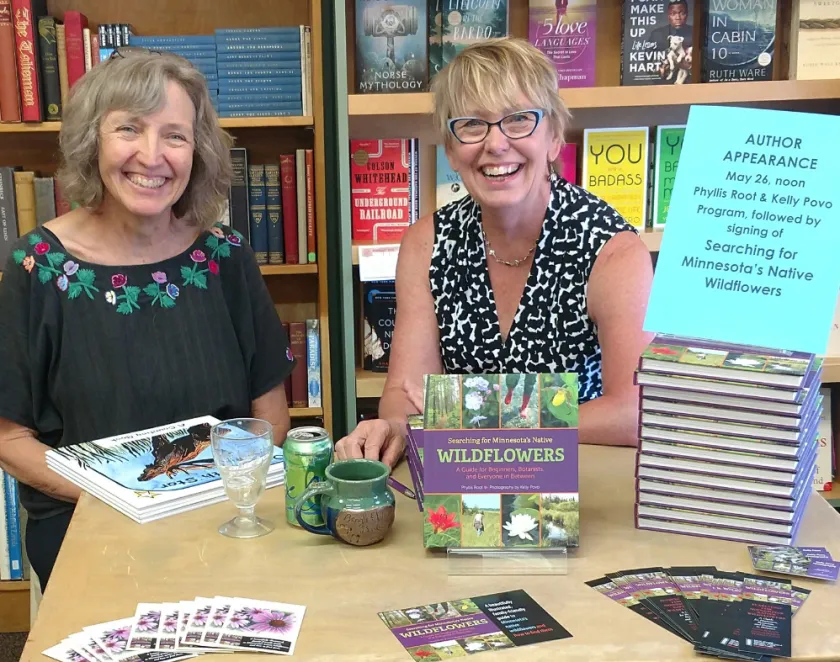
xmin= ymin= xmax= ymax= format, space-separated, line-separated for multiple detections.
xmin=46 ymin=416 xmax=285 ymax=524
xmin=126 ymin=34 xmax=219 ymax=111
xmin=214 ymin=27 xmax=310 ymax=118
xmin=634 ymin=335 xmax=822 ymax=546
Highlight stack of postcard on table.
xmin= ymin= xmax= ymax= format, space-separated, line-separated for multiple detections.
xmin=748 ymin=544 xmax=839 ymax=582
xmin=42 ymin=596 xmax=307 ymax=660
xmin=45 ymin=415 xmax=285 ymax=524
xmin=633 ymin=335 xmax=822 ymax=546
xmin=588 ymin=566 xmax=810 ymax=659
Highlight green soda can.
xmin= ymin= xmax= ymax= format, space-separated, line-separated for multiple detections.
xmin=284 ymin=426 xmax=334 ymax=527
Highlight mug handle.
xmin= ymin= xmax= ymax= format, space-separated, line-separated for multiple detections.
xmin=294 ymin=481 xmax=335 ymax=535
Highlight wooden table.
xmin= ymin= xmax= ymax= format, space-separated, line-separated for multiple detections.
xmin=21 ymin=446 xmax=840 ymax=662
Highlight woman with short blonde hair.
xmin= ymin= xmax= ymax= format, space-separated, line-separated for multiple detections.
xmin=337 ymin=37 xmax=654 ymax=466
xmin=0 ymin=50 xmax=295 ymax=589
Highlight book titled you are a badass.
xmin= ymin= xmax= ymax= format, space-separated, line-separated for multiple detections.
xmin=421 ymin=373 xmax=580 ymax=550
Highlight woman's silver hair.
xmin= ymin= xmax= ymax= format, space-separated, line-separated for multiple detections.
xmin=56 ymin=51 xmax=233 ymax=229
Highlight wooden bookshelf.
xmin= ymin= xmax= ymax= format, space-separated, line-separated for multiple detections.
xmin=289 ymin=407 xmax=323 ymax=418
xmin=356 ymin=369 xmax=387 ymax=399
xmin=349 ymin=80 xmax=840 ymax=117
xmin=0 ymin=580 xmax=29 ymax=633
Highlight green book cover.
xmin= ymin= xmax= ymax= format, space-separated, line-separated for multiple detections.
xmin=652 ymin=125 xmax=685 ymax=229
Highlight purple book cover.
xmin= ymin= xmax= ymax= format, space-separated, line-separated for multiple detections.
xmin=528 ymin=0 xmax=596 ymax=88
xmin=422 ymin=373 xmax=579 ymax=549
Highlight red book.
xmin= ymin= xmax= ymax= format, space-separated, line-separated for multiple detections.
xmin=349 ymin=138 xmax=411 ymax=241
xmin=279 ymin=154 xmax=298 ymax=264
xmin=288 ymin=321 xmax=307 ymax=409
xmin=11 ymin=0 xmax=41 ymax=121
xmin=62 ymin=10 xmax=87 ymax=89
xmin=0 ymin=1 xmax=21 ymax=122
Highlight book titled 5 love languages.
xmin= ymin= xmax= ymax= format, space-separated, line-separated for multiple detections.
xmin=378 ymin=589 xmax=571 ymax=660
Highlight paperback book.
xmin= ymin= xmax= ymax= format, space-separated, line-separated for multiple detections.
xmin=378 ymin=589 xmax=571 ymax=660
xmin=417 ymin=373 xmax=580 ymax=550
xmin=46 ymin=416 xmax=285 ymax=524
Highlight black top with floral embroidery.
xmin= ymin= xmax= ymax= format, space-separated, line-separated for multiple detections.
xmin=0 ymin=224 xmax=296 ymax=520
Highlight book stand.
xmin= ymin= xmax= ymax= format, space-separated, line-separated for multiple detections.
xmin=445 ymin=547 xmax=568 ymax=576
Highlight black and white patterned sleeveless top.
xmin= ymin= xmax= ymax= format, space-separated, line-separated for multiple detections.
xmin=429 ymin=177 xmax=636 ymax=403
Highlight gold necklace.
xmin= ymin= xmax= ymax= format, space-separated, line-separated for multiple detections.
xmin=483 ymin=232 xmax=537 ymax=268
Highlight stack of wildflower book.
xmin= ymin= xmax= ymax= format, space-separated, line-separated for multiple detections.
xmin=46 ymin=416 xmax=285 ymax=524
xmin=406 ymin=373 xmax=581 ymax=550
xmin=634 ymin=335 xmax=822 ymax=546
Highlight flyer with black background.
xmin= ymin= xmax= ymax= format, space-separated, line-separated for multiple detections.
xmin=378 ymin=589 xmax=571 ymax=660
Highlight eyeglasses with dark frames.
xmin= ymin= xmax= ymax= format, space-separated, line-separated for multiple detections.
xmin=109 ymin=47 xmax=162 ymax=60
xmin=448 ymin=109 xmax=545 ymax=144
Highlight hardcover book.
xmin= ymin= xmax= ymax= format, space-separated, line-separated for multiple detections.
xmin=582 ymin=127 xmax=649 ymax=230
xmin=702 ymin=0 xmax=777 ymax=82
xmin=639 ymin=335 xmax=814 ymax=388
xmin=355 ymin=0 xmax=429 ymax=94
xmin=528 ymin=0 xmax=597 ymax=88
xmin=362 ymin=280 xmax=396 ymax=372
xmin=621 ymin=0 xmax=695 ymax=86
xmin=45 ymin=416 xmax=285 ymax=523
xmin=790 ymin=0 xmax=840 ymax=80
xmin=440 ymin=0 xmax=509 ymax=69
xmin=350 ymin=138 xmax=414 ymax=241
xmin=652 ymin=125 xmax=685 ymax=229
xmin=419 ymin=373 xmax=580 ymax=550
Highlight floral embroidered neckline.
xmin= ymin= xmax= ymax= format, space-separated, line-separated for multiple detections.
xmin=12 ymin=225 xmax=244 ymax=315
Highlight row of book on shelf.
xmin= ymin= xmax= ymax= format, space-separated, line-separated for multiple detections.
xmin=349 ymin=127 xmax=672 ymax=248
xmin=356 ymin=0 xmax=840 ymax=94
xmin=0 ymin=145 xmax=317 ymax=270
xmin=0 ymin=4 xmax=312 ymax=123
xmin=223 ymin=147 xmax=317 ymax=266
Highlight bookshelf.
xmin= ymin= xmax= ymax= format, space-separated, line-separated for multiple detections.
xmin=0 ymin=0 xmax=335 ymax=629
xmin=329 ymin=0 xmax=840 ymax=434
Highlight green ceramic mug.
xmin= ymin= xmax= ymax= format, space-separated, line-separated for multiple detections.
xmin=293 ymin=459 xmax=396 ymax=546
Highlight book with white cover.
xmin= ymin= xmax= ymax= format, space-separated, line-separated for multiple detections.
xmin=46 ymin=416 xmax=284 ymax=522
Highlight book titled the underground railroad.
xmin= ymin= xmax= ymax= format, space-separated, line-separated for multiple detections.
xmin=421 ymin=373 xmax=580 ymax=549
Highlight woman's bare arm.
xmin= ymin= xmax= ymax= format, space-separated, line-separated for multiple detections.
xmin=252 ymin=382 xmax=292 ymax=447
xmin=580 ymin=231 xmax=655 ymax=446
xmin=0 ymin=418 xmax=81 ymax=503
xmin=335 ymin=215 xmax=443 ymax=466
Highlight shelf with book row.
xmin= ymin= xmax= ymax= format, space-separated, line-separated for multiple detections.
xmin=0 ymin=5 xmax=312 ymax=124
xmin=0 ymin=117 xmax=315 ymax=132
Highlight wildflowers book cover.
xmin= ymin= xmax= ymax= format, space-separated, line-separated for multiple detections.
xmin=420 ymin=373 xmax=580 ymax=549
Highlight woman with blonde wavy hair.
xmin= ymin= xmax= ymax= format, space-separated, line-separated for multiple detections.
xmin=336 ymin=37 xmax=653 ymax=467
xmin=0 ymin=49 xmax=295 ymax=589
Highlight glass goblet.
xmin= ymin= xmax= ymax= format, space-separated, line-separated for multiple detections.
xmin=210 ymin=418 xmax=275 ymax=539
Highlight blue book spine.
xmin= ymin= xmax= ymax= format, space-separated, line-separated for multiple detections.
xmin=219 ymin=101 xmax=302 ymax=111
xmin=218 ymin=82 xmax=301 ymax=94
xmin=4 ymin=474 xmax=22 ymax=581
xmin=264 ymin=164 xmax=284 ymax=264
xmin=219 ymin=109 xmax=302 ymax=117
xmin=215 ymin=33 xmax=301 ymax=44
xmin=129 ymin=35 xmax=215 ymax=46
xmin=217 ymin=56 xmax=301 ymax=69
xmin=158 ymin=49 xmax=217 ymax=59
xmin=306 ymin=319 xmax=322 ymax=407
xmin=217 ymin=51 xmax=302 ymax=62
xmin=216 ymin=42 xmax=300 ymax=54
xmin=217 ymin=93 xmax=301 ymax=104
xmin=215 ymin=27 xmax=301 ymax=36
xmin=247 ymin=165 xmax=268 ymax=264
